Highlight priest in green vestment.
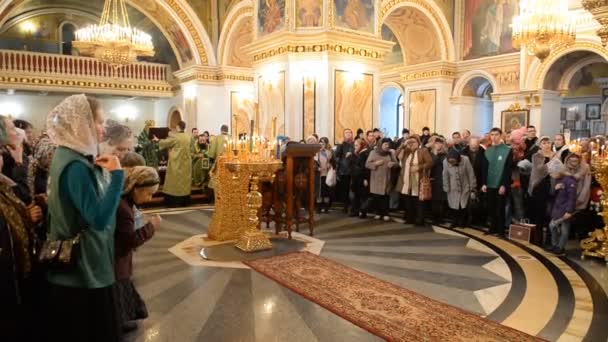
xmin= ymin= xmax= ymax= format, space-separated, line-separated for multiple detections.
xmin=207 ymin=124 xmax=231 ymax=190
xmin=136 ymin=120 xmax=159 ymax=167
xmin=158 ymin=121 xmax=192 ymax=206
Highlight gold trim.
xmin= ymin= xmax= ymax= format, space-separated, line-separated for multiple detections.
xmin=179 ymin=72 xmax=255 ymax=82
xmin=0 ymin=75 xmax=173 ymax=95
xmin=252 ymin=43 xmax=385 ymax=62
xmin=401 ymin=69 xmax=455 ymax=81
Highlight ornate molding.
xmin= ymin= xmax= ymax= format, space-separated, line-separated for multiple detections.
xmin=174 ymin=66 xmax=254 ymax=83
xmin=218 ymin=5 xmax=254 ymax=66
xmin=0 ymin=75 xmax=173 ymax=96
xmin=252 ymin=43 xmax=386 ymax=62
xmin=401 ymin=69 xmax=455 ymax=81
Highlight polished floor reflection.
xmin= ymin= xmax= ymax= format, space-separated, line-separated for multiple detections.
xmin=124 ymin=209 xmax=608 ymax=342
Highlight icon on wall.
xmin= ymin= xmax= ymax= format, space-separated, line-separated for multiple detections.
xmin=586 ymin=103 xmax=601 ymax=120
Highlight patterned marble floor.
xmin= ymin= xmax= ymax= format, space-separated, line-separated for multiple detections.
xmin=124 ymin=208 xmax=607 ymax=342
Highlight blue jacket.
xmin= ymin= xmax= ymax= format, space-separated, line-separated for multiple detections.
xmin=551 ymin=175 xmax=577 ymax=220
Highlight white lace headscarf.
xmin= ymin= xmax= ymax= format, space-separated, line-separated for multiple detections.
xmin=46 ymin=94 xmax=98 ymax=157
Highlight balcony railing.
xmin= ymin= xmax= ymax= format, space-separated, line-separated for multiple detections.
xmin=0 ymin=49 xmax=174 ymax=96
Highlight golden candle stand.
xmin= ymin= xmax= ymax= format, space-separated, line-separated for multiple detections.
xmin=224 ymin=156 xmax=283 ymax=252
xmin=581 ymin=157 xmax=608 ymax=264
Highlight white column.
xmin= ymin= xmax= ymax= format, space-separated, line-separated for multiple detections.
xmin=536 ymin=90 xmax=562 ymax=136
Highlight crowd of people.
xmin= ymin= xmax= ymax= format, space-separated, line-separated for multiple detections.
xmin=0 ymin=92 xmax=604 ymax=341
xmin=307 ymin=125 xmax=600 ymax=257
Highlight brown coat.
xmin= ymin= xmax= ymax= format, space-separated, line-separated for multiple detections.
xmin=365 ymin=149 xmax=398 ymax=195
xmin=115 ymin=197 xmax=155 ymax=280
xmin=395 ymin=147 xmax=432 ymax=193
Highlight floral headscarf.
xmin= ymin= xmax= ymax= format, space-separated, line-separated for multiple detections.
xmin=123 ymin=166 xmax=160 ymax=195
xmin=46 ymin=94 xmax=98 ymax=157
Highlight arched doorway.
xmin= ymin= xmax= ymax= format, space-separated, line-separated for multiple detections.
xmin=60 ymin=22 xmax=76 ymax=55
xmin=542 ymin=51 xmax=608 ymax=139
xmin=379 ymin=86 xmax=403 ymax=138
xmin=461 ymin=77 xmax=494 ymax=135
xmin=168 ymin=109 xmax=182 ymax=131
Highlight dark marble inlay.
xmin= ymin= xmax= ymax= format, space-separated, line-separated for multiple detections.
xmin=132 ymin=260 xmax=191 ymax=286
xmin=197 ymin=270 xmax=256 ymax=342
xmin=317 ymin=226 xmax=434 ymax=240
xmin=326 ymin=237 xmax=469 ymax=247
xmin=330 ymin=258 xmax=509 ymax=291
xmin=323 ymin=248 xmax=497 ymax=266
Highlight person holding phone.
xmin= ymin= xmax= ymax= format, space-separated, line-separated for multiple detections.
xmin=46 ymin=94 xmax=125 ymax=342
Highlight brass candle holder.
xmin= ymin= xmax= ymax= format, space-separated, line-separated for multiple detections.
xmin=581 ymin=157 xmax=608 ymax=264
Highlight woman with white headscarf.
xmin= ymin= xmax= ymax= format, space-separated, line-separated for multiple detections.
xmin=114 ymin=166 xmax=161 ymax=332
xmin=46 ymin=94 xmax=124 ymax=342
xmin=1 ymin=126 xmax=31 ymax=204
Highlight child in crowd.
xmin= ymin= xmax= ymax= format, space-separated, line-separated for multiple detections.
xmin=547 ymin=156 xmax=577 ymax=255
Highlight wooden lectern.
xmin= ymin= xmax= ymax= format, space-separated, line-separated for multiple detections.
xmin=264 ymin=144 xmax=321 ymax=239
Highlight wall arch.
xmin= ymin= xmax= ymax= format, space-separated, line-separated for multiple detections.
xmin=167 ymin=106 xmax=183 ymax=130
xmin=527 ymin=39 xmax=608 ymax=90
xmin=558 ymin=55 xmax=605 ymax=91
xmin=0 ymin=0 xmax=217 ymax=67
xmin=379 ymin=0 xmax=455 ymax=62
xmin=452 ymin=70 xmax=498 ymax=97
xmin=218 ymin=0 xmax=254 ymax=67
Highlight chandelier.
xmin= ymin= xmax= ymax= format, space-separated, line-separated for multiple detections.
xmin=74 ymin=0 xmax=154 ymax=68
xmin=512 ymin=0 xmax=576 ymax=61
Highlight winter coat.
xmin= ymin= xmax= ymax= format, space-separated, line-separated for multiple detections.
xmin=551 ymin=175 xmax=577 ymax=220
xmin=365 ymin=149 xmax=398 ymax=195
xmin=430 ymin=152 xmax=447 ymax=201
xmin=351 ymin=148 xmax=371 ymax=192
xmin=115 ymin=197 xmax=155 ymax=280
xmin=335 ymin=141 xmax=355 ymax=176
xmin=461 ymin=146 xmax=486 ymax=191
xmin=442 ymin=156 xmax=476 ymax=210
xmin=395 ymin=147 xmax=432 ymax=193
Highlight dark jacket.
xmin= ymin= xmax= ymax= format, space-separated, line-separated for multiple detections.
xmin=1 ymin=149 xmax=31 ymax=205
xmin=430 ymin=151 xmax=447 ymax=200
xmin=334 ymin=141 xmax=355 ymax=176
xmin=115 ymin=197 xmax=155 ymax=280
xmin=551 ymin=175 xmax=577 ymax=220
xmin=525 ymin=138 xmax=539 ymax=161
xmin=461 ymin=146 xmax=487 ymax=191
xmin=350 ymin=148 xmax=371 ymax=192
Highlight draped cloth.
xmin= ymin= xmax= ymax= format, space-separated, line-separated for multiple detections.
xmin=46 ymin=94 xmax=98 ymax=158
xmin=401 ymin=150 xmax=420 ymax=196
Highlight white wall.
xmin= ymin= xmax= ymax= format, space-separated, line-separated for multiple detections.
xmin=379 ymin=87 xmax=401 ymax=137
xmin=0 ymin=93 xmax=174 ymax=136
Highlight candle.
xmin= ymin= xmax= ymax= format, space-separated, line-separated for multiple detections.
xmin=250 ymin=120 xmax=254 ymax=152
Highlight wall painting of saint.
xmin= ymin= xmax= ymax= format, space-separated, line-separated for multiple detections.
xmin=463 ymin=0 xmax=519 ymax=60
xmin=258 ymin=0 xmax=286 ymax=36
xmin=296 ymin=0 xmax=322 ymax=27
xmin=334 ymin=0 xmax=375 ymax=34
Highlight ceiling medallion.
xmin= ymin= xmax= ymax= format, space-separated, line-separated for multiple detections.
xmin=74 ymin=0 xmax=155 ymax=68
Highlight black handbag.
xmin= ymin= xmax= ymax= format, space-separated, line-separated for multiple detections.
xmin=38 ymin=233 xmax=81 ymax=269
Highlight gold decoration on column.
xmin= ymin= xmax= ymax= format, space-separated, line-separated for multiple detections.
xmin=581 ymin=154 xmax=608 ymax=264
xmin=583 ymin=0 xmax=608 ymax=46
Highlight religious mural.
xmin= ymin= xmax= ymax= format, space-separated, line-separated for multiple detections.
xmin=258 ymin=0 xmax=286 ymax=36
xmin=463 ymin=0 xmax=519 ymax=60
xmin=230 ymin=92 xmax=256 ymax=136
xmin=381 ymin=24 xmax=403 ymax=65
xmin=297 ymin=0 xmax=322 ymax=27
xmin=187 ymin=0 xmax=213 ymax=40
xmin=227 ymin=20 xmax=253 ymax=67
xmin=384 ymin=8 xmax=440 ymax=65
xmin=303 ymin=79 xmax=316 ymax=137
xmin=131 ymin=0 xmax=195 ymax=64
xmin=409 ymin=89 xmax=436 ymax=133
xmin=258 ymin=72 xmax=286 ymax=137
xmin=568 ymin=63 xmax=608 ymax=97
xmin=334 ymin=0 xmax=375 ymax=34
xmin=334 ymin=70 xmax=373 ymax=143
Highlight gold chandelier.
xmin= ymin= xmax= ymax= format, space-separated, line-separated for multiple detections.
xmin=512 ymin=0 xmax=576 ymax=61
xmin=74 ymin=0 xmax=154 ymax=68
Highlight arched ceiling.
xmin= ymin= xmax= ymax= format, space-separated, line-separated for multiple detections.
xmin=0 ymin=0 xmax=216 ymax=67
xmin=382 ymin=7 xmax=441 ymax=66
xmin=225 ymin=18 xmax=253 ymax=67
xmin=462 ymin=77 xmax=493 ymax=98
xmin=543 ymin=51 xmax=595 ymax=90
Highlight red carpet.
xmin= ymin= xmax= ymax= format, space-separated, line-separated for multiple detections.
xmin=244 ymin=252 xmax=544 ymax=342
